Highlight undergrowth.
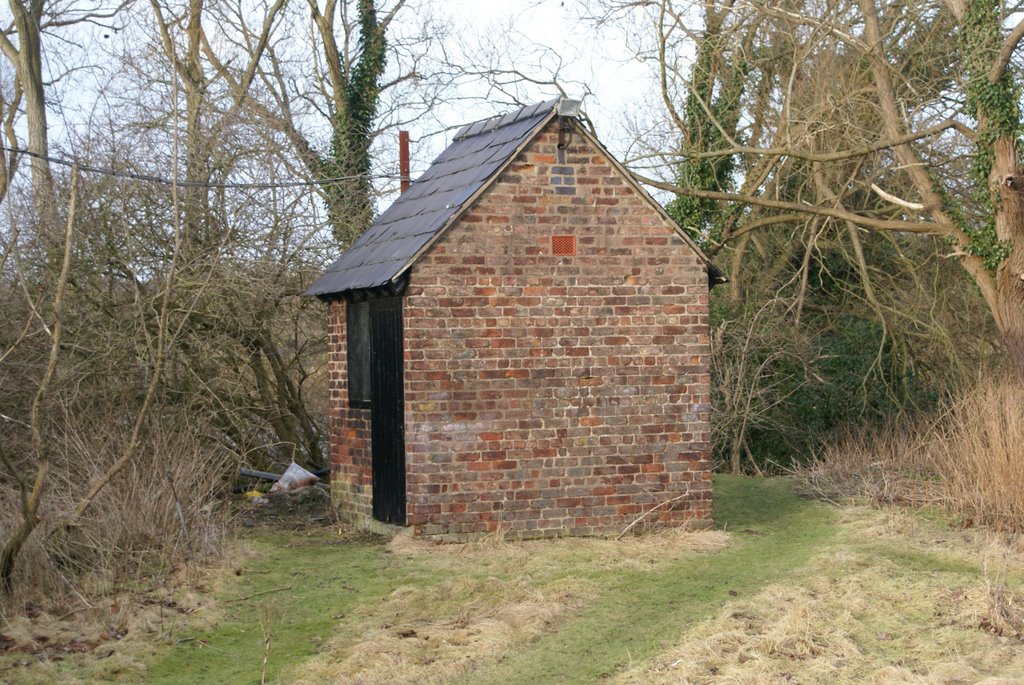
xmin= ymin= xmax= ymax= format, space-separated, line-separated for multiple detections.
xmin=802 ymin=376 xmax=1024 ymax=530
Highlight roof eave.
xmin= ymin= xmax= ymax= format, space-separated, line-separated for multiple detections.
xmin=384 ymin=106 xmax=561 ymax=286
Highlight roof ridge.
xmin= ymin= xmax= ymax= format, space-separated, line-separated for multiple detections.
xmin=452 ymin=98 xmax=560 ymax=141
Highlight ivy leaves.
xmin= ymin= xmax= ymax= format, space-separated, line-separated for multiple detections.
xmin=958 ymin=0 xmax=1022 ymax=271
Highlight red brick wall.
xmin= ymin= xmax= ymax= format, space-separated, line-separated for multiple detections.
xmin=327 ymin=300 xmax=373 ymax=520
xmin=400 ymin=120 xmax=712 ymax=538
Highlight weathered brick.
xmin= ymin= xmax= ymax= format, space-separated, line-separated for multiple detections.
xmin=328 ymin=118 xmax=713 ymax=538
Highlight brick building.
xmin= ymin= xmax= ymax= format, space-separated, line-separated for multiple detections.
xmin=307 ymin=99 xmax=725 ymax=539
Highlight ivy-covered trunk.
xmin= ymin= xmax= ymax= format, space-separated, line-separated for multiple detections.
xmin=993 ymin=135 xmax=1024 ymax=370
xmin=962 ymin=0 xmax=1024 ymax=372
xmin=317 ymin=0 xmax=389 ymax=246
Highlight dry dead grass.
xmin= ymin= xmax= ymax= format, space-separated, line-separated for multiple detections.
xmin=0 ymin=417 xmax=235 ymax=679
xmin=293 ymin=579 xmax=579 ymax=685
xmin=803 ymin=377 xmax=1024 ymax=531
xmin=388 ymin=523 xmax=732 ymax=571
xmin=0 ymin=416 xmax=232 ymax=611
xmin=289 ymin=526 xmax=732 ymax=685
xmin=9 ymin=479 xmax=1024 ymax=685
xmin=614 ymin=507 xmax=1024 ymax=685
xmin=0 ymin=542 xmax=254 ymax=684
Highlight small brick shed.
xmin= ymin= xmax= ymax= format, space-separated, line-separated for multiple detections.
xmin=307 ymin=99 xmax=725 ymax=538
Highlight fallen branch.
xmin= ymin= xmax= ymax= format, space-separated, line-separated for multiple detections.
xmin=616 ymin=492 xmax=692 ymax=540
xmin=225 ymin=579 xmax=296 ymax=603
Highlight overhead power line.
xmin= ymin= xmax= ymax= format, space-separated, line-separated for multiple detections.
xmin=0 ymin=145 xmax=402 ymax=190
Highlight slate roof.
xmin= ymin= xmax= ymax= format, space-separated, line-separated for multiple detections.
xmin=306 ymin=100 xmax=560 ymax=297
xmin=306 ymin=98 xmax=725 ymax=298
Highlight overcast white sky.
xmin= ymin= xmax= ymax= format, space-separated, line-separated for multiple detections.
xmin=401 ymin=0 xmax=667 ymax=169
xmin=442 ymin=0 xmax=650 ymax=114
xmin=18 ymin=0 xmax=682 ymax=198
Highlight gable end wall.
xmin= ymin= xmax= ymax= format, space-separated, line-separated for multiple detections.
xmin=401 ymin=120 xmax=712 ymax=538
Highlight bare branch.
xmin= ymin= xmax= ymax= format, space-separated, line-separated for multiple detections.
xmin=0 ymin=165 xmax=79 ymax=595
xmin=870 ymin=183 xmax=926 ymax=211
xmin=633 ymin=172 xmax=958 ymax=234
xmin=0 ymin=28 xmax=17 ymax=63
xmin=990 ymin=16 xmax=1024 ymax=83
xmin=40 ymin=0 xmax=131 ymax=29
xmin=858 ymin=0 xmax=1001 ymax=326
xmin=675 ymin=119 xmax=974 ymax=163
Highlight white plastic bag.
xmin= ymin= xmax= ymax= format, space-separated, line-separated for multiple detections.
xmin=269 ymin=462 xmax=319 ymax=493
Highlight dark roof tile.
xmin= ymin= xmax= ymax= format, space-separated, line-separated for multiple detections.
xmin=306 ymin=99 xmax=560 ymax=297
xmin=307 ymin=98 xmax=728 ymax=296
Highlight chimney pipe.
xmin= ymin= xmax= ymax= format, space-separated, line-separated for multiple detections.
xmin=399 ymin=130 xmax=411 ymax=194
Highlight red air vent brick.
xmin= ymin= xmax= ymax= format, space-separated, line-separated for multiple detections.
xmin=552 ymin=235 xmax=576 ymax=256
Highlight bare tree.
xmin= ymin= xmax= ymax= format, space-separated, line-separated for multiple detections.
xmin=591 ymin=0 xmax=1024 ymax=370
xmin=0 ymin=0 xmax=56 ymax=223
xmin=202 ymin=0 xmax=434 ymax=245
xmin=0 ymin=167 xmax=76 ymax=594
xmin=712 ymin=301 xmax=812 ymax=474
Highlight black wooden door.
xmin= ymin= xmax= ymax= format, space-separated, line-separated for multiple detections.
xmin=369 ymin=296 xmax=406 ymax=524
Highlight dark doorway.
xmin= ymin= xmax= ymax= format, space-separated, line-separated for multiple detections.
xmin=369 ymin=296 xmax=406 ymax=524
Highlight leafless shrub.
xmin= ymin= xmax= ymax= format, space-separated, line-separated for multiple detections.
xmin=711 ymin=300 xmax=816 ymax=474
xmin=0 ymin=410 xmax=231 ymax=609
xmin=802 ymin=376 xmax=1024 ymax=531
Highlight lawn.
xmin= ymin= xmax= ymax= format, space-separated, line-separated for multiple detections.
xmin=3 ymin=476 xmax=1023 ymax=684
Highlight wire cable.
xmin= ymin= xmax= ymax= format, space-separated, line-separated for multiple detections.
xmin=0 ymin=144 xmax=403 ymax=190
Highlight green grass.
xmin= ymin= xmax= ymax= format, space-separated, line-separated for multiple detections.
xmin=141 ymin=476 xmax=836 ymax=685
xmin=11 ymin=475 xmax=1022 ymax=684
xmin=459 ymin=476 xmax=837 ymax=684
xmin=143 ymin=531 xmax=421 ymax=685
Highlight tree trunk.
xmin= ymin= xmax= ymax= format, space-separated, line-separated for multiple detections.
xmin=993 ymin=134 xmax=1024 ymax=372
xmin=6 ymin=0 xmax=57 ymax=236
xmin=183 ymin=0 xmax=211 ymax=248
xmin=730 ymin=421 xmax=746 ymax=475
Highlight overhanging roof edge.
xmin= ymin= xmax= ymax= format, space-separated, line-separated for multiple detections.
xmin=384 ymin=106 xmax=560 ymax=287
